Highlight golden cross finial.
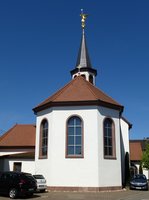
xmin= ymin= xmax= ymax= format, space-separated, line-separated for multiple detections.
xmin=80 ymin=9 xmax=88 ymax=29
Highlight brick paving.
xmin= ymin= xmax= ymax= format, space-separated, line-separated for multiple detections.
xmin=33 ymin=190 xmax=149 ymax=200
xmin=1 ymin=190 xmax=149 ymax=200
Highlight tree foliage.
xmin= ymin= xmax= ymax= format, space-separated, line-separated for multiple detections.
xmin=142 ymin=143 xmax=149 ymax=170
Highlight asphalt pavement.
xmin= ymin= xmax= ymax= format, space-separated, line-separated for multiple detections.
xmin=1 ymin=189 xmax=149 ymax=200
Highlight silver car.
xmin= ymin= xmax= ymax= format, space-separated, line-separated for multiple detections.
xmin=33 ymin=174 xmax=47 ymax=192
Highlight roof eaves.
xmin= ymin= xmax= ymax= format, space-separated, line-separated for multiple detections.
xmin=70 ymin=67 xmax=97 ymax=76
xmin=33 ymin=79 xmax=77 ymax=113
xmin=84 ymin=80 xmax=123 ymax=110
xmin=33 ymin=99 xmax=123 ymax=114
xmin=121 ymin=116 xmax=132 ymax=129
xmin=0 ymin=146 xmax=35 ymax=149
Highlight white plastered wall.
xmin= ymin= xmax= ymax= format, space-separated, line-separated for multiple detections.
xmin=120 ymin=119 xmax=130 ymax=153
xmin=97 ymin=107 xmax=122 ymax=187
xmin=35 ymin=105 xmax=123 ymax=188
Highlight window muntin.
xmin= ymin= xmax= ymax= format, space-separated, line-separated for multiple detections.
xmin=66 ymin=116 xmax=83 ymax=157
xmin=39 ymin=119 xmax=48 ymax=158
xmin=103 ymin=118 xmax=116 ymax=158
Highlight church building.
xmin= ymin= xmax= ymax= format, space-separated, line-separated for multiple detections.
xmin=33 ymin=12 xmax=131 ymax=191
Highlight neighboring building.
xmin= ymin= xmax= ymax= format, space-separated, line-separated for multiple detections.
xmin=32 ymin=12 xmax=131 ymax=191
xmin=130 ymin=139 xmax=149 ymax=179
xmin=0 ymin=124 xmax=35 ymax=174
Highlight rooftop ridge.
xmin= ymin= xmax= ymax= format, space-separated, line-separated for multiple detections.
xmin=78 ymin=76 xmax=98 ymax=99
xmin=34 ymin=77 xmax=79 ymax=109
xmin=83 ymin=76 xmax=122 ymax=106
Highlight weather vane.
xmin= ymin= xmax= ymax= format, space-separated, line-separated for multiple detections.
xmin=80 ymin=9 xmax=88 ymax=29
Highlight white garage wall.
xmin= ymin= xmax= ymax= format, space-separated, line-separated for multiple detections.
xmin=3 ymin=158 xmax=35 ymax=174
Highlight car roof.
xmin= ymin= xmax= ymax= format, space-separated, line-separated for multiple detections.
xmin=0 ymin=171 xmax=32 ymax=175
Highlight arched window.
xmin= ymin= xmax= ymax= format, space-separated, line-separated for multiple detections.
xmin=103 ymin=118 xmax=116 ymax=158
xmin=39 ymin=119 xmax=48 ymax=158
xmin=66 ymin=116 xmax=83 ymax=158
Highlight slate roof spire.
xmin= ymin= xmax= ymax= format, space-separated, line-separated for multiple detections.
xmin=70 ymin=10 xmax=97 ymax=85
xmin=76 ymin=28 xmax=92 ymax=68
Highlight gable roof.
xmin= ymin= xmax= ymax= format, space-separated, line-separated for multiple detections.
xmin=129 ymin=141 xmax=143 ymax=161
xmin=0 ymin=124 xmax=36 ymax=147
xmin=129 ymin=139 xmax=149 ymax=162
xmin=33 ymin=76 xmax=123 ymax=113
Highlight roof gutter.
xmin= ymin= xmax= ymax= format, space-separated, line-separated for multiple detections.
xmin=33 ymin=100 xmax=124 ymax=115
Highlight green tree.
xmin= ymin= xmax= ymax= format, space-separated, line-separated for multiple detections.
xmin=142 ymin=143 xmax=149 ymax=170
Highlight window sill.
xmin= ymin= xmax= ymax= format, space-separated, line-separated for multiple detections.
xmin=104 ymin=156 xmax=117 ymax=160
xmin=66 ymin=155 xmax=84 ymax=159
xmin=38 ymin=156 xmax=48 ymax=159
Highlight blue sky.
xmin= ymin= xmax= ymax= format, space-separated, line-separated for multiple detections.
xmin=0 ymin=0 xmax=149 ymax=139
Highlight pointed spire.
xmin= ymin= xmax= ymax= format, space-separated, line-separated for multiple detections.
xmin=76 ymin=29 xmax=92 ymax=69
xmin=76 ymin=9 xmax=91 ymax=69
xmin=70 ymin=10 xmax=97 ymax=85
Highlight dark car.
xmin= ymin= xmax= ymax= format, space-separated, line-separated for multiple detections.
xmin=0 ymin=171 xmax=37 ymax=198
xmin=130 ymin=174 xmax=148 ymax=190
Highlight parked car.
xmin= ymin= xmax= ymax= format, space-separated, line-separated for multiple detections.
xmin=0 ymin=171 xmax=37 ymax=199
xmin=130 ymin=174 xmax=148 ymax=190
xmin=33 ymin=174 xmax=47 ymax=192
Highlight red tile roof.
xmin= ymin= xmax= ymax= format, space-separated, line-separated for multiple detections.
xmin=130 ymin=141 xmax=143 ymax=161
xmin=33 ymin=76 xmax=123 ymax=113
xmin=0 ymin=124 xmax=36 ymax=147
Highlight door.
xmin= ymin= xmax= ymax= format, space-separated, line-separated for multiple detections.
xmin=13 ymin=162 xmax=22 ymax=172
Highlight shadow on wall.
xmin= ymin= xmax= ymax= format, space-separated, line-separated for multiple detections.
xmin=120 ymin=125 xmax=125 ymax=187
xmin=98 ymin=107 xmax=119 ymax=119
xmin=2 ymin=159 xmax=10 ymax=171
